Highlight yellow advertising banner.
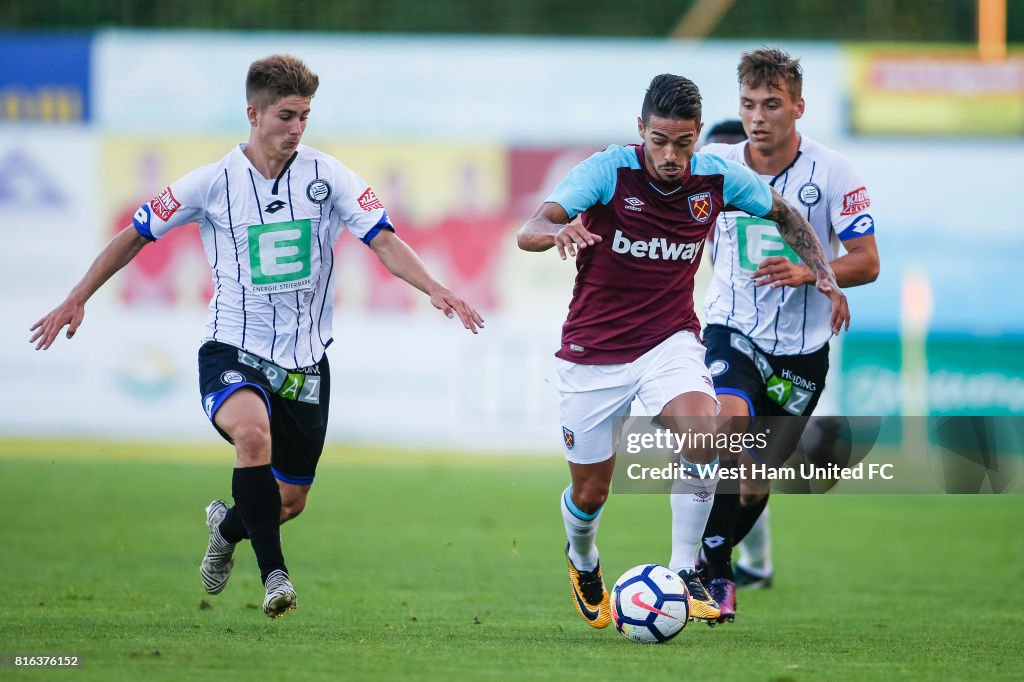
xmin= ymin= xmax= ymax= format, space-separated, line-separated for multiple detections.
xmin=846 ymin=44 xmax=1024 ymax=135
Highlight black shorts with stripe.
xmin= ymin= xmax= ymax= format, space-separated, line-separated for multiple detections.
xmin=198 ymin=340 xmax=330 ymax=485
xmin=704 ymin=324 xmax=830 ymax=468
xmin=704 ymin=324 xmax=829 ymax=418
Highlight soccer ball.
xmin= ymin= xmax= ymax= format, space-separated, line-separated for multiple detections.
xmin=610 ymin=564 xmax=689 ymax=643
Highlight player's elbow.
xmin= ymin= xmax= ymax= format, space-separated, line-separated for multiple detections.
xmin=516 ymin=227 xmax=541 ymax=252
xmin=863 ymin=256 xmax=880 ymax=284
xmin=843 ymin=253 xmax=879 ymax=287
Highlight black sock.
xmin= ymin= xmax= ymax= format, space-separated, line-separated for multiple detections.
xmin=232 ymin=465 xmax=286 ymax=583
xmin=218 ymin=506 xmax=249 ymax=543
xmin=701 ymin=464 xmax=739 ymax=580
xmin=733 ymin=493 xmax=770 ymax=545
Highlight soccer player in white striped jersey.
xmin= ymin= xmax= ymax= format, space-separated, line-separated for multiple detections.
xmin=30 ymin=54 xmax=483 ymax=619
xmin=691 ymin=47 xmax=879 ymax=622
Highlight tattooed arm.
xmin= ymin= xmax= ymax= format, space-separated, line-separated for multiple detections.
xmin=762 ymin=187 xmax=850 ymax=334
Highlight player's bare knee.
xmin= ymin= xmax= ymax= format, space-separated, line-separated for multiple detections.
xmin=573 ymin=483 xmax=608 ymax=514
xmin=280 ymin=499 xmax=306 ymax=522
xmin=231 ymin=421 xmax=271 ymax=466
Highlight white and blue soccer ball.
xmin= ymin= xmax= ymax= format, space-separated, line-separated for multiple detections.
xmin=610 ymin=564 xmax=689 ymax=643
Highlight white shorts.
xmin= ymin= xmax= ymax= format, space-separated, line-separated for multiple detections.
xmin=555 ymin=331 xmax=718 ymax=464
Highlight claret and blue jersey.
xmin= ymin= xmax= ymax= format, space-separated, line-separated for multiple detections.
xmin=546 ymin=143 xmax=772 ymax=365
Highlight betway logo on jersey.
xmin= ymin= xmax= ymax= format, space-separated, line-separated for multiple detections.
xmin=841 ymin=186 xmax=871 ymax=215
xmin=611 ymin=229 xmax=704 ymax=262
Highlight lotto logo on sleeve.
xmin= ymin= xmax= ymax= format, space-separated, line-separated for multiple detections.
xmin=150 ymin=187 xmax=181 ymax=222
xmin=841 ymin=187 xmax=871 ymax=215
xmin=358 ymin=187 xmax=384 ymax=211
xmin=839 ymin=214 xmax=875 ymax=240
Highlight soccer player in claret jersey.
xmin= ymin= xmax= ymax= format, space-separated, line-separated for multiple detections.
xmin=517 ymin=74 xmax=849 ymax=629
xmin=694 ymin=47 xmax=880 ymax=622
xmin=30 ymin=54 xmax=483 ymax=619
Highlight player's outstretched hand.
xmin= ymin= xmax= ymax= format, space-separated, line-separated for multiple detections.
xmin=430 ymin=288 xmax=485 ymax=334
xmin=752 ymin=256 xmax=811 ymax=288
xmin=30 ymin=298 xmax=85 ymax=350
xmin=554 ymin=220 xmax=602 ymax=260
xmin=815 ymin=279 xmax=850 ymax=335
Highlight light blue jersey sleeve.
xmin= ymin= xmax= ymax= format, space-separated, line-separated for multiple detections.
xmin=692 ymin=153 xmax=773 ymax=218
xmin=545 ymin=145 xmax=640 ymax=218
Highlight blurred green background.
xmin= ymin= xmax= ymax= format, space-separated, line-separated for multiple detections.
xmin=2 ymin=0 xmax=1022 ymax=41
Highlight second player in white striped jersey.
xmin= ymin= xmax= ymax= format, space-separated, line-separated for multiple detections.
xmin=702 ymin=135 xmax=874 ymax=355
xmin=692 ymin=48 xmax=877 ymax=625
xmin=132 ymin=143 xmax=388 ymax=369
xmin=31 ymin=55 xmax=484 ymax=620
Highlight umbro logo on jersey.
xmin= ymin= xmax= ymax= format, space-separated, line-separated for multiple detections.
xmin=624 ymin=197 xmax=644 ymax=212
xmin=265 ymin=200 xmax=287 ymax=214
xmin=611 ymin=229 xmax=704 ymax=263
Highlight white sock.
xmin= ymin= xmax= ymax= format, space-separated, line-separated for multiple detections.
xmin=561 ymin=485 xmax=602 ymax=571
xmin=668 ymin=457 xmax=719 ymax=575
xmin=737 ymin=504 xmax=772 ymax=575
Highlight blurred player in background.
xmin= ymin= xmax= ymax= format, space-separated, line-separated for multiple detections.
xmin=695 ymin=47 xmax=880 ymax=621
xmin=517 ymin=73 xmax=848 ymax=629
xmin=703 ymin=119 xmax=748 ymax=146
xmin=31 ymin=54 xmax=483 ymax=619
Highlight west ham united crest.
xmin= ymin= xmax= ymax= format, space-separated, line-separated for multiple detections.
xmin=562 ymin=426 xmax=575 ymax=451
xmin=687 ymin=192 xmax=713 ymax=222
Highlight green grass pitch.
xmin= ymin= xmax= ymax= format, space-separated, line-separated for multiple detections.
xmin=1 ymin=439 xmax=1022 ymax=681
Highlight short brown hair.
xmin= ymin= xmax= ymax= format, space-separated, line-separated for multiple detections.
xmin=738 ymin=47 xmax=802 ymax=100
xmin=246 ymin=54 xmax=319 ymax=109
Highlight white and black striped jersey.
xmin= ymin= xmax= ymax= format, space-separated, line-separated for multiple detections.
xmin=702 ymin=135 xmax=875 ymax=355
xmin=132 ymin=143 xmax=393 ymax=369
